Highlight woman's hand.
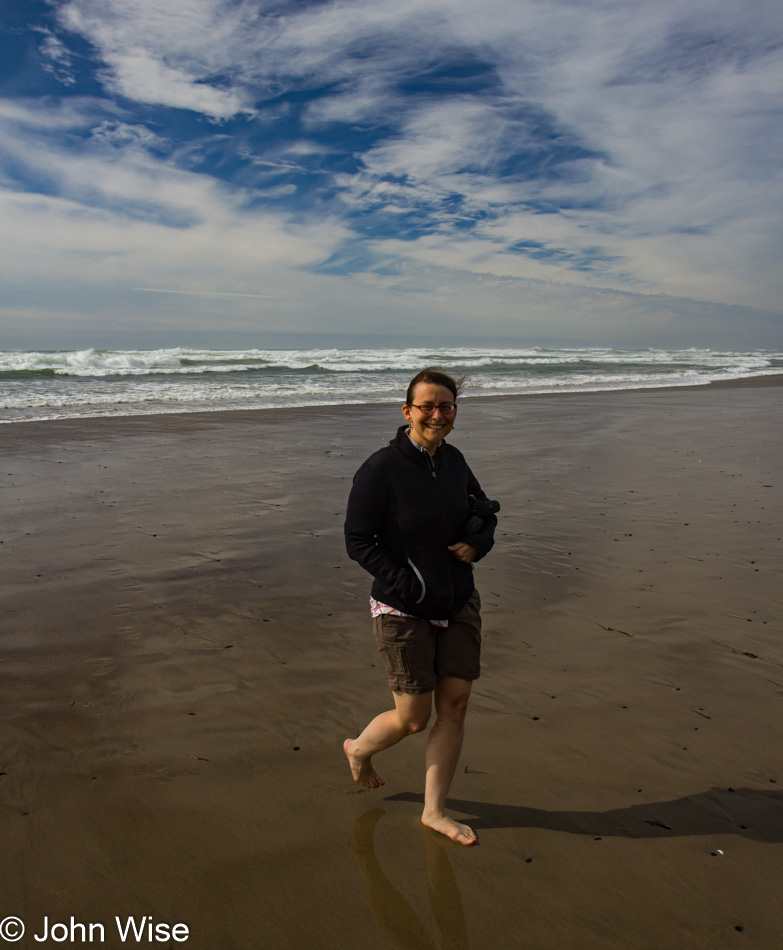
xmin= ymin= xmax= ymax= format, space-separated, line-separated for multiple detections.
xmin=448 ymin=542 xmax=478 ymax=563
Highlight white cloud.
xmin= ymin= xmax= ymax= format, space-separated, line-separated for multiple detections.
xmin=35 ymin=28 xmax=77 ymax=86
xmin=313 ymin=0 xmax=783 ymax=309
xmin=0 ymin=100 xmax=351 ymax=328
xmin=0 ymin=96 xmax=113 ymax=130
xmin=90 ymin=120 xmax=164 ymax=149
xmin=58 ymin=0 xmax=256 ymax=118
xmin=102 ymin=49 xmax=248 ymax=118
xmin=3 ymin=0 xmax=780 ymax=343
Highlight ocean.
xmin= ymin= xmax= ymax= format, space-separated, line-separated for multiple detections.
xmin=1 ymin=346 xmax=781 ymax=424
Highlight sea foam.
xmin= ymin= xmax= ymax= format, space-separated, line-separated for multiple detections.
xmin=1 ymin=346 xmax=780 ymax=423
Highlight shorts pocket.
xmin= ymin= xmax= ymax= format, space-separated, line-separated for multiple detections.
xmin=376 ymin=616 xmax=416 ymax=675
xmin=372 ymin=614 xmax=436 ymax=693
xmin=389 ymin=645 xmax=411 ymax=678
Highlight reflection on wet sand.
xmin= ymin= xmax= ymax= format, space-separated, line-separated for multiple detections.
xmin=349 ymin=809 xmax=469 ymax=950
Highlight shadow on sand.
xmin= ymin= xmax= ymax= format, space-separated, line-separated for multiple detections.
xmin=349 ymin=788 xmax=782 ymax=948
xmin=384 ymin=786 xmax=783 ymax=841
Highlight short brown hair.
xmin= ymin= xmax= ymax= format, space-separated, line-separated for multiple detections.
xmin=405 ymin=367 xmax=465 ymax=405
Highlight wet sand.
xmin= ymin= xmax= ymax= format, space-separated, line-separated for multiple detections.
xmin=2 ymin=379 xmax=782 ymax=949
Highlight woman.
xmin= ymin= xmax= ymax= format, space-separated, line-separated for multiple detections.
xmin=343 ymin=367 xmax=497 ymax=845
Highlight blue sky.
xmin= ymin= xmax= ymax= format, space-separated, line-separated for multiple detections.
xmin=1 ymin=0 xmax=782 ymax=349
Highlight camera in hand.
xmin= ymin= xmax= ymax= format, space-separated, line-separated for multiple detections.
xmin=463 ymin=496 xmax=500 ymax=535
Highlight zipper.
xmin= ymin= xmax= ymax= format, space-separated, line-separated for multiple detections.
xmin=416 ymin=445 xmax=458 ymax=613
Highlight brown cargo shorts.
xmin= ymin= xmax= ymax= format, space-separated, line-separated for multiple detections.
xmin=372 ymin=590 xmax=482 ymax=694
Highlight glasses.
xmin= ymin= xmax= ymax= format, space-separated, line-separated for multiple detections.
xmin=409 ymin=402 xmax=457 ymax=415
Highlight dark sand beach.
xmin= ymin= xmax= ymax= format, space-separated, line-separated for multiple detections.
xmin=2 ymin=379 xmax=782 ymax=949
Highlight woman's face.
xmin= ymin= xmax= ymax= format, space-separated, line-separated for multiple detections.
xmin=402 ymin=382 xmax=457 ymax=453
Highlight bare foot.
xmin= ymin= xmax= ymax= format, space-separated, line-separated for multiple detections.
xmin=343 ymin=738 xmax=385 ymax=789
xmin=421 ymin=814 xmax=477 ymax=846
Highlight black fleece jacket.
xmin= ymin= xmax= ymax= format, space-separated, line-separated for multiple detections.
xmin=344 ymin=425 xmax=497 ymax=619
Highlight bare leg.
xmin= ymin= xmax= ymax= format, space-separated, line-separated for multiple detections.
xmin=345 ymin=691 xmax=432 ymax=789
xmin=421 ymin=676 xmax=476 ymax=845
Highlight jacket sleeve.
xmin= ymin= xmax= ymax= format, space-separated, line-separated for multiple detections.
xmin=459 ymin=465 xmax=497 ymax=560
xmin=344 ymin=461 xmax=422 ymax=601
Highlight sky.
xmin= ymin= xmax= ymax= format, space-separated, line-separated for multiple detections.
xmin=1 ymin=0 xmax=782 ymax=350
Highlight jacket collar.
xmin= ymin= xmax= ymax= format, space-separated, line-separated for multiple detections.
xmin=391 ymin=424 xmax=444 ymax=464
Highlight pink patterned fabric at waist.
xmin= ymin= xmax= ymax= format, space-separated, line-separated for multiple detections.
xmin=369 ymin=597 xmax=448 ymax=628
